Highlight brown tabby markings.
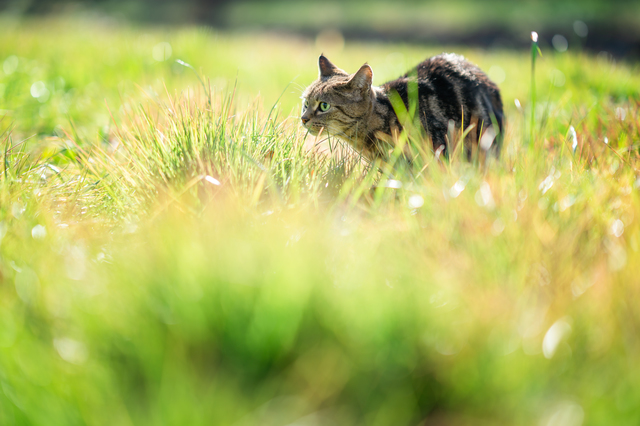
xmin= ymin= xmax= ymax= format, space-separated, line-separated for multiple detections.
xmin=301 ymin=53 xmax=504 ymax=160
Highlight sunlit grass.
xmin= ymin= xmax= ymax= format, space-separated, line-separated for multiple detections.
xmin=1 ymin=16 xmax=640 ymax=426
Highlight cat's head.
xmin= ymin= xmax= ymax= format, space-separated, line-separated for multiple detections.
xmin=301 ymin=55 xmax=373 ymax=138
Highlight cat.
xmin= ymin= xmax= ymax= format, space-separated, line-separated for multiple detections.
xmin=301 ymin=53 xmax=504 ymax=161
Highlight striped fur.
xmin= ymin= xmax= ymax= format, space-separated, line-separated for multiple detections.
xmin=301 ymin=53 xmax=504 ymax=160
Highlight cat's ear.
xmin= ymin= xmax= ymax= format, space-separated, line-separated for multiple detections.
xmin=318 ymin=54 xmax=343 ymax=78
xmin=347 ymin=63 xmax=373 ymax=90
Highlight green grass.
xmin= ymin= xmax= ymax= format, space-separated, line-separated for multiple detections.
xmin=1 ymin=16 xmax=640 ymax=426
xmin=223 ymin=0 xmax=640 ymax=35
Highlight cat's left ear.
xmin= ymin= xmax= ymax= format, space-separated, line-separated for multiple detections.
xmin=318 ymin=55 xmax=344 ymax=78
xmin=347 ymin=64 xmax=373 ymax=90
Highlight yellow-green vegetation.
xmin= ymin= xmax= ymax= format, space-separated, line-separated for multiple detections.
xmin=1 ymin=17 xmax=640 ymax=426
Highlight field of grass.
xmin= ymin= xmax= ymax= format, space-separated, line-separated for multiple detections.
xmin=1 ymin=17 xmax=640 ymax=426
xmin=223 ymin=0 xmax=640 ymax=36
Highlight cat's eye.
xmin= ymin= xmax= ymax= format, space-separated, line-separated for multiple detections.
xmin=302 ymin=99 xmax=309 ymax=110
xmin=319 ymin=102 xmax=330 ymax=112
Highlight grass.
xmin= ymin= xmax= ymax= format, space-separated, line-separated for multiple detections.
xmin=222 ymin=0 xmax=640 ymax=36
xmin=1 ymin=16 xmax=640 ymax=426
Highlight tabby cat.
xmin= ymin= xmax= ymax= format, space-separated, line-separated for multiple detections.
xmin=301 ymin=53 xmax=504 ymax=160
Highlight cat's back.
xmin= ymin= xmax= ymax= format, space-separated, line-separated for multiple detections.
xmin=382 ymin=52 xmax=501 ymax=106
xmin=410 ymin=53 xmax=498 ymax=92
xmin=381 ymin=52 xmax=504 ymax=155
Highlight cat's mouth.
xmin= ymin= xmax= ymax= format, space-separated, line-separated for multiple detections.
xmin=302 ymin=121 xmax=324 ymax=136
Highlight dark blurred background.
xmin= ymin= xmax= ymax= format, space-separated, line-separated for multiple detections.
xmin=1 ymin=0 xmax=639 ymax=57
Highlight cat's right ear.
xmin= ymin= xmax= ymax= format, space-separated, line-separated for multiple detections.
xmin=318 ymin=55 xmax=342 ymax=78
xmin=347 ymin=63 xmax=373 ymax=90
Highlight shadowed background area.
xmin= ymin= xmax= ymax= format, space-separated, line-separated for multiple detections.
xmin=2 ymin=0 xmax=640 ymax=57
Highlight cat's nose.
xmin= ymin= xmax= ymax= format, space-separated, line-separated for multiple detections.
xmin=301 ymin=117 xmax=309 ymax=125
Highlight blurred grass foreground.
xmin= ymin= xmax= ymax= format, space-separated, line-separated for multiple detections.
xmin=1 ymin=8 xmax=640 ymax=426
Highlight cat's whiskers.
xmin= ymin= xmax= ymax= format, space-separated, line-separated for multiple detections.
xmin=291 ymin=82 xmax=307 ymax=93
xmin=323 ymin=123 xmax=355 ymax=142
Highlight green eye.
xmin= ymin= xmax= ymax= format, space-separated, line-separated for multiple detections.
xmin=302 ymin=99 xmax=309 ymax=110
xmin=319 ymin=102 xmax=330 ymax=112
